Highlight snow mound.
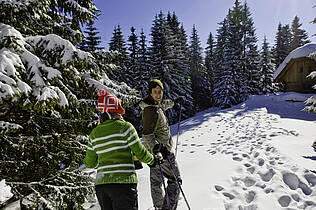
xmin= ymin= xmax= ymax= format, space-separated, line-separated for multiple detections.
xmin=0 ymin=180 xmax=13 ymax=204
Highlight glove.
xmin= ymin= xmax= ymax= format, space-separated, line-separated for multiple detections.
xmin=153 ymin=144 xmax=170 ymax=159
xmin=148 ymin=155 xmax=163 ymax=168
xmin=177 ymin=177 xmax=183 ymax=185
xmin=153 ymin=144 xmax=161 ymax=155
xmin=174 ymin=96 xmax=185 ymax=105
xmin=133 ymin=155 xmax=143 ymax=170
xmin=159 ymin=145 xmax=171 ymax=159
xmin=134 ymin=159 xmax=143 ymax=170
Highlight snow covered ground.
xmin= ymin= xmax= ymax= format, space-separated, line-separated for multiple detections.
xmin=2 ymin=92 xmax=316 ymax=210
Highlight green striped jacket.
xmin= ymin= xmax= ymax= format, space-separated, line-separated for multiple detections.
xmin=84 ymin=119 xmax=154 ymax=185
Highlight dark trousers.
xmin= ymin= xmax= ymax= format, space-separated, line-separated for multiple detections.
xmin=95 ymin=183 xmax=138 ymax=210
xmin=150 ymin=153 xmax=180 ymax=210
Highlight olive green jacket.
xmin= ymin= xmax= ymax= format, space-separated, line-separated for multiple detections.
xmin=139 ymin=95 xmax=174 ymax=153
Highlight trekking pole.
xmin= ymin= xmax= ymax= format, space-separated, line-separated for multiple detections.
xmin=167 ymin=156 xmax=191 ymax=210
xmin=158 ymin=159 xmax=170 ymax=209
xmin=175 ymin=104 xmax=182 ymax=158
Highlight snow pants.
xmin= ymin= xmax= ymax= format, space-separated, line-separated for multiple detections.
xmin=150 ymin=153 xmax=181 ymax=210
xmin=95 ymin=183 xmax=138 ymax=210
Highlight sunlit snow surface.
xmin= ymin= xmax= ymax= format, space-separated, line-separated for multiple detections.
xmin=3 ymin=92 xmax=316 ymax=210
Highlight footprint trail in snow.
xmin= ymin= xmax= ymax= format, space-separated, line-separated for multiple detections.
xmin=178 ymin=108 xmax=316 ymax=210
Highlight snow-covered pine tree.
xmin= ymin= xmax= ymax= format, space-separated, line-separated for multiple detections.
xmin=303 ymin=8 xmax=316 ymax=114
xmin=167 ymin=12 xmax=194 ymax=118
xmin=108 ymin=24 xmax=129 ymax=73
xmin=188 ymin=25 xmax=212 ymax=110
xmin=149 ymin=11 xmax=194 ymax=124
xmin=149 ymin=11 xmax=168 ymax=80
xmin=166 ymin=12 xmax=194 ymax=122
xmin=122 ymin=26 xmax=144 ymax=132
xmin=241 ymin=2 xmax=261 ymax=96
xmin=226 ymin=1 xmax=246 ymax=103
xmin=0 ymin=1 xmax=138 ymax=209
xmin=272 ymin=23 xmax=292 ymax=68
xmin=213 ymin=0 xmax=260 ymax=108
xmin=123 ymin=26 xmax=139 ymax=88
xmin=303 ymin=57 xmax=316 ymax=113
xmin=213 ymin=17 xmax=238 ymax=108
xmin=128 ymin=27 xmax=139 ymax=68
xmin=137 ymin=28 xmax=152 ymax=97
xmin=80 ymin=19 xmax=105 ymax=52
xmin=259 ymin=36 xmax=275 ymax=94
xmin=188 ymin=25 xmax=204 ymax=74
xmin=205 ymin=32 xmax=216 ymax=104
xmin=290 ymin=16 xmax=310 ymax=52
xmin=0 ymin=0 xmax=98 ymax=46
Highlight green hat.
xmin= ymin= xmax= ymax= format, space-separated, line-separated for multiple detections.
xmin=148 ymin=79 xmax=164 ymax=93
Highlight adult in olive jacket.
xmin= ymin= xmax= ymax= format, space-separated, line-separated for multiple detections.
xmin=140 ymin=79 xmax=184 ymax=210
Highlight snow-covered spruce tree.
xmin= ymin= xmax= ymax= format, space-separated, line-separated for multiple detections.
xmin=213 ymin=17 xmax=238 ymax=108
xmin=204 ymin=32 xmax=215 ymax=105
xmin=188 ymin=25 xmax=212 ymax=111
xmin=137 ymin=28 xmax=153 ymax=97
xmin=108 ymin=24 xmax=129 ymax=81
xmin=0 ymin=22 xmax=139 ymax=209
xmin=124 ymin=28 xmax=154 ymax=133
xmin=259 ymin=36 xmax=275 ymax=94
xmin=80 ymin=19 xmax=105 ymax=52
xmin=303 ymin=9 xmax=316 ymax=114
xmin=241 ymin=2 xmax=261 ymax=96
xmin=290 ymin=16 xmax=310 ymax=52
xmin=128 ymin=27 xmax=139 ymax=68
xmin=166 ymin=13 xmax=194 ymax=119
xmin=0 ymin=0 xmax=98 ymax=46
xmin=149 ymin=11 xmax=166 ymax=80
xmin=122 ymin=26 xmax=144 ymax=132
xmin=214 ymin=0 xmax=257 ymax=108
xmin=303 ymin=52 xmax=316 ymax=113
xmin=226 ymin=2 xmax=246 ymax=103
xmin=149 ymin=11 xmax=194 ymax=124
xmin=167 ymin=12 xmax=193 ymax=108
xmin=0 ymin=2 xmax=138 ymax=209
xmin=272 ymin=23 xmax=292 ymax=68
xmin=122 ymin=26 xmax=139 ymax=88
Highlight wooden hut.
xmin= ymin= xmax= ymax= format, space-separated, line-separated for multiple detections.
xmin=274 ymin=43 xmax=316 ymax=93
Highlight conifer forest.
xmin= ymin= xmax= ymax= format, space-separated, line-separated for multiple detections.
xmin=0 ymin=0 xmax=315 ymax=209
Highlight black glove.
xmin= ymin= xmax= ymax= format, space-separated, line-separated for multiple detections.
xmin=174 ymin=96 xmax=185 ymax=105
xmin=153 ymin=144 xmax=161 ymax=155
xmin=153 ymin=144 xmax=170 ymax=159
xmin=133 ymin=159 xmax=143 ymax=170
xmin=159 ymin=145 xmax=171 ymax=159
xmin=148 ymin=155 xmax=163 ymax=168
xmin=177 ymin=177 xmax=183 ymax=185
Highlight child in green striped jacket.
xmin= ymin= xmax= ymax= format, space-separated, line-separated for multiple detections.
xmin=84 ymin=90 xmax=156 ymax=210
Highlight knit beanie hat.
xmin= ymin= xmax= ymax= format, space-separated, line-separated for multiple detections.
xmin=97 ymin=90 xmax=125 ymax=115
xmin=148 ymin=79 xmax=164 ymax=93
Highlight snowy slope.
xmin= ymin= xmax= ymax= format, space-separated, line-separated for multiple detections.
xmin=138 ymin=92 xmax=316 ymax=210
xmin=2 ymin=92 xmax=316 ymax=210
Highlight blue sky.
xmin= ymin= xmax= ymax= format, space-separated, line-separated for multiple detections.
xmin=92 ymin=0 xmax=316 ymax=51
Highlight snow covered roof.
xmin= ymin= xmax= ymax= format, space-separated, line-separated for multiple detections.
xmin=273 ymin=43 xmax=316 ymax=80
